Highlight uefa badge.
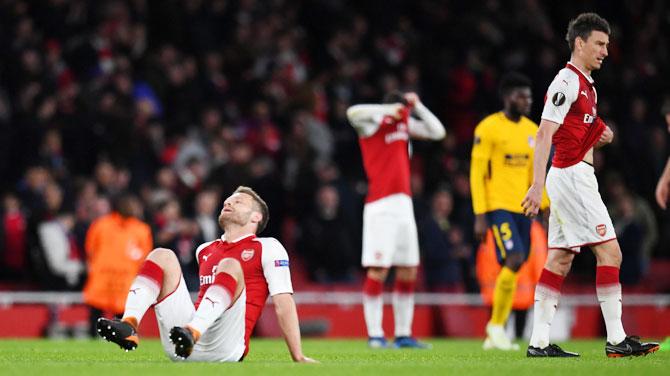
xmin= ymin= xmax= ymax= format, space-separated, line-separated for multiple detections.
xmin=241 ymin=249 xmax=255 ymax=261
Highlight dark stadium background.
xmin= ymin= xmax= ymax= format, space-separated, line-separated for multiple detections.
xmin=0 ymin=0 xmax=668 ymax=338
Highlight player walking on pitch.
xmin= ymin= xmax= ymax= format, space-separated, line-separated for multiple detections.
xmin=470 ymin=72 xmax=549 ymax=351
xmin=521 ymin=13 xmax=659 ymax=358
xmin=97 ymin=186 xmax=316 ymax=363
xmin=347 ymin=91 xmax=445 ymax=348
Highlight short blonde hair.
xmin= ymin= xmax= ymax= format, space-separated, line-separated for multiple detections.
xmin=234 ymin=186 xmax=269 ymax=234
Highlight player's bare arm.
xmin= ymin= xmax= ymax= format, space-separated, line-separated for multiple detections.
xmin=521 ymin=119 xmax=560 ymax=217
xmin=272 ymin=293 xmax=318 ymax=363
xmin=474 ymin=214 xmax=488 ymax=242
xmin=405 ymin=93 xmax=446 ymax=140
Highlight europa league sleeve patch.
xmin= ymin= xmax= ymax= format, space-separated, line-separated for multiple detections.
xmin=552 ymin=92 xmax=566 ymax=106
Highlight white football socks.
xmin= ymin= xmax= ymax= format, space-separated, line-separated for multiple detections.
xmin=597 ymin=284 xmax=626 ymax=345
xmin=363 ymin=293 xmax=384 ymax=338
xmin=529 ymin=285 xmax=560 ymax=349
xmin=122 ymin=276 xmax=161 ymax=323
xmin=188 ymin=284 xmax=233 ymax=335
xmin=392 ymin=292 xmax=414 ymax=337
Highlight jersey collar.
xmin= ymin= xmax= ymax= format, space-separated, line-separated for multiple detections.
xmin=566 ymin=62 xmax=594 ymax=86
xmin=220 ymin=233 xmax=256 ymax=244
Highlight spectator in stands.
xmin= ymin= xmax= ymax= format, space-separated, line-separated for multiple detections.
xmin=152 ymin=197 xmax=200 ymax=291
xmin=36 ymin=213 xmax=85 ymax=289
xmin=0 ymin=0 xmax=668 ymax=295
xmin=82 ymin=193 xmax=152 ymax=337
xmin=418 ymin=188 xmax=468 ymax=290
xmin=1 ymin=193 xmax=28 ymax=280
xmin=193 ymin=189 xmax=221 ymax=243
xmin=606 ymin=174 xmax=658 ymax=278
xmin=298 ymin=185 xmax=357 ymax=283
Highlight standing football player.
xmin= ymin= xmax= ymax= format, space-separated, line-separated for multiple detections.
xmin=347 ymin=91 xmax=445 ymax=348
xmin=521 ymin=13 xmax=659 ymax=358
xmin=97 ymin=186 xmax=316 ymax=363
xmin=470 ymin=72 xmax=549 ymax=351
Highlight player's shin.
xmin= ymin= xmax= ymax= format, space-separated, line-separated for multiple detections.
xmin=188 ymin=272 xmax=236 ymax=337
xmin=363 ymin=276 xmax=385 ymax=338
xmin=596 ymin=266 xmax=626 ymax=345
xmin=392 ymin=280 xmax=415 ymax=337
xmin=122 ymin=260 xmax=164 ymax=326
xmin=529 ymin=269 xmax=564 ymax=348
xmin=490 ymin=267 xmax=517 ymax=325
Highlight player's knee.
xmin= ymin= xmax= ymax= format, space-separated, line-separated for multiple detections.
xmin=545 ymin=250 xmax=574 ymax=276
xmin=505 ymin=255 xmax=524 ymax=272
xmin=593 ymin=241 xmax=622 ymax=266
xmin=367 ymin=267 xmax=389 ymax=281
xmin=395 ymin=266 xmax=418 ymax=281
xmin=147 ymin=248 xmax=179 ymax=269
xmin=216 ymin=258 xmax=243 ymax=280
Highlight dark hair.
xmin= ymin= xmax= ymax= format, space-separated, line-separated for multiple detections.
xmin=234 ymin=186 xmax=269 ymax=234
xmin=566 ymin=13 xmax=611 ymax=51
xmin=113 ymin=192 xmax=140 ymax=218
xmin=499 ymin=72 xmax=531 ymax=97
xmin=383 ymin=90 xmax=408 ymax=106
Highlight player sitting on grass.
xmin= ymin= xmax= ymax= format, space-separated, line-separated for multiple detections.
xmin=97 ymin=186 xmax=316 ymax=363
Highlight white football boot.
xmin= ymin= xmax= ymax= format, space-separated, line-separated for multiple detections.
xmin=484 ymin=323 xmax=519 ymax=351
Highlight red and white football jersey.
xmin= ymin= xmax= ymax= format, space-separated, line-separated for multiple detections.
xmin=541 ymin=62 xmax=606 ymax=168
xmin=358 ymin=111 xmax=412 ymax=203
xmin=195 ymin=234 xmax=293 ymax=356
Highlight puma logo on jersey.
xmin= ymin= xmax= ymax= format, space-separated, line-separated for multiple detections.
xmin=202 ymin=253 xmax=210 ymax=261
xmin=580 ymin=90 xmax=588 ymax=99
xmin=129 ymin=288 xmax=140 ymax=295
xmin=205 ymin=297 xmax=219 ymax=307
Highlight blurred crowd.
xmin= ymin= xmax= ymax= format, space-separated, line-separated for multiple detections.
xmin=0 ymin=0 xmax=669 ymax=292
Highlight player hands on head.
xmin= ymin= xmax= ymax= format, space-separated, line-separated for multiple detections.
xmin=347 ymin=90 xmax=446 ymax=349
xmin=470 ymin=72 xmax=548 ymax=351
xmin=96 ymin=186 xmax=317 ymax=363
xmin=521 ymin=12 xmax=659 ymax=358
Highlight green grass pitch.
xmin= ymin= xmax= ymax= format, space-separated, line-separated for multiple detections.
xmin=0 ymin=338 xmax=667 ymax=376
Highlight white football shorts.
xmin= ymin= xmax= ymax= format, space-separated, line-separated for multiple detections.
xmin=545 ymin=161 xmax=616 ymax=252
xmin=153 ymin=275 xmax=246 ymax=362
xmin=362 ymin=193 xmax=419 ymax=267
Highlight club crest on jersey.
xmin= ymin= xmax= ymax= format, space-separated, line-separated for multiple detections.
xmin=241 ymin=249 xmax=255 ymax=261
xmin=552 ymin=92 xmax=566 ymax=106
xmin=596 ymin=224 xmax=607 ymax=237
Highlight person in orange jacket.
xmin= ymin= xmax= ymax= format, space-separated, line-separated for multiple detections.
xmin=83 ymin=193 xmax=152 ymax=336
xmin=476 ymin=221 xmax=548 ymax=339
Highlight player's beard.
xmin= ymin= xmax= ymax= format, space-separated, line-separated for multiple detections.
xmin=218 ymin=210 xmax=251 ymax=229
xmin=512 ymin=103 xmax=530 ymax=119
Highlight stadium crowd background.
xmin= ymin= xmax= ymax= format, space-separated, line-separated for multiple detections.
xmin=0 ymin=0 xmax=668 ymax=293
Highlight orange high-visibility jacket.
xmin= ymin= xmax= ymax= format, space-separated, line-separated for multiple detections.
xmin=476 ymin=221 xmax=548 ymax=310
xmin=83 ymin=213 xmax=153 ymax=313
